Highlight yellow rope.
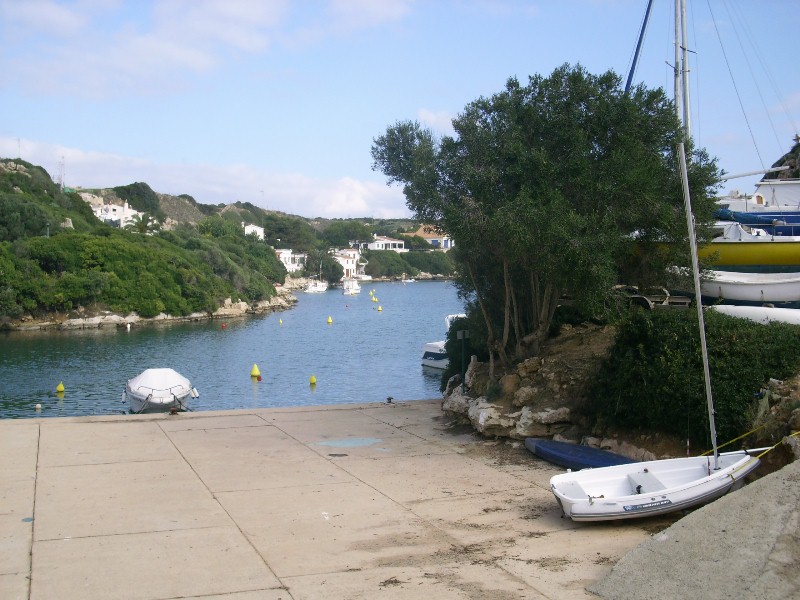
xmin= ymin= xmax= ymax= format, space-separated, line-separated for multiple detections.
xmin=756 ymin=431 xmax=800 ymax=459
xmin=701 ymin=422 xmax=770 ymax=456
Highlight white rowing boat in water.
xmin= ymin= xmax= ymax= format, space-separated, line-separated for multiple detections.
xmin=124 ymin=368 xmax=199 ymax=413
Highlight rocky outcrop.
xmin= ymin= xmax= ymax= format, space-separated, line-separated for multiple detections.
xmin=441 ymin=321 xmax=800 ymax=467
xmin=443 ymin=322 xmax=614 ymax=437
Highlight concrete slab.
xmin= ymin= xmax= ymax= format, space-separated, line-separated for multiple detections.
xmin=497 ymin=523 xmax=666 ymax=599
xmin=37 ymin=421 xmax=178 ymax=466
xmin=0 ymin=515 xmax=33 ymax=575
xmin=218 ymin=481 xmax=446 ymax=578
xmin=341 ymin=452 xmax=532 ymax=504
xmin=33 ymin=459 xmax=230 ymax=540
xmin=169 ymin=425 xmax=354 ymax=492
xmin=283 ymin=562 xmax=548 ymax=599
xmin=30 ymin=526 xmax=282 ymax=600
xmin=273 ymin=409 xmax=454 ymax=459
xmin=157 ymin=413 xmax=271 ymax=432
xmin=4 ymin=399 xmax=784 ymax=599
xmin=0 ymin=572 xmax=28 ymax=600
xmin=408 ymin=487 xmax=566 ymax=547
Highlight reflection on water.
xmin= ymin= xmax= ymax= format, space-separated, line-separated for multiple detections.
xmin=0 ymin=281 xmax=464 ymax=419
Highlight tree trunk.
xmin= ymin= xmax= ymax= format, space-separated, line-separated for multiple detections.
xmin=466 ymin=257 xmax=499 ymax=378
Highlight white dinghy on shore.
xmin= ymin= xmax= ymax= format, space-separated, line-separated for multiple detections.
xmin=550 ymin=450 xmax=762 ymax=521
xmin=124 ymin=368 xmax=199 ymax=414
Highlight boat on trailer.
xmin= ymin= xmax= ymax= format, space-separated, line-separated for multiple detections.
xmin=124 ymin=368 xmax=198 ymax=414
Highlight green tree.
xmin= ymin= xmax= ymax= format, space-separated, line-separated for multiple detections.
xmin=372 ymin=64 xmax=719 ymax=374
xmin=125 ymin=213 xmax=161 ymax=234
xmin=321 ymin=220 xmax=374 ymax=248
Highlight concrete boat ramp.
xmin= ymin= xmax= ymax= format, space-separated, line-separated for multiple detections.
xmin=0 ymin=399 xmax=769 ymax=599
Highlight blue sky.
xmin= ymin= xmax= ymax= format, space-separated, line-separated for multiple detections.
xmin=1 ymin=0 xmax=798 ymax=219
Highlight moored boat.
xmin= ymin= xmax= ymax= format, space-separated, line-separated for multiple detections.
xmin=700 ymin=270 xmax=800 ymax=307
xmin=342 ymin=278 xmax=361 ymax=295
xmin=304 ymin=279 xmax=329 ymax=293
xmin=124 ymin=368 xmax=198 ymax=413
xmin=421 ymin=313 xmax=465 ymax=369
xmin=699 ymin=221 xmax=800 ymax=271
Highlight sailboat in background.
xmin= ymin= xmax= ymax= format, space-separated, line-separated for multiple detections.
xmin=549 ymin=0 xmax=764 ymax=522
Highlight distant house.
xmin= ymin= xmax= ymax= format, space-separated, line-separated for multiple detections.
xmin=333 ymin=248 xmax=366 ymax=279
xmin=80 ymin=192 xmax=143 ymax=228
xmin=243 ymin=222 xmax=265 ymax=240
xmin=275 ymin=249 xmax=306 ymax=273
xmin=365 ymin=235 xmax=407 ymax=253
xmin=412 ymin=224 xmax=454 ymax=250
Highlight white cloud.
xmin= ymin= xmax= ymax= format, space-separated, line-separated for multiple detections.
xmin=1 ymin=0 xmax=290 ymax=97
xmin=0 ymin=136 xmax=410 ymax=219
xmin=418 ymin=108 xmax=455 ymax=135
xmin=1 ymin=0 xmax=416 ymax=99
xmin=327 ymin=0 xmax=415 ymax=30
xmin=0 ymin=0 xmax=87 ymax=37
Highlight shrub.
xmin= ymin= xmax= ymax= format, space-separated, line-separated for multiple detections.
xmin=587 ymin=309 xmax=800 ymax=447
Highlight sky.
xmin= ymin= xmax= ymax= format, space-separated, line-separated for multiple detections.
xmin=1 ymin=0 xmax=798 ymax=219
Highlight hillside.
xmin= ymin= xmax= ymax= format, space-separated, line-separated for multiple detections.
xmin=0 ymin=159 xmax=286 ymax=325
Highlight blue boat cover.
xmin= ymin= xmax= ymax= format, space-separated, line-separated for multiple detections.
xmin=524 ymin=437 xmax=636 ymax=470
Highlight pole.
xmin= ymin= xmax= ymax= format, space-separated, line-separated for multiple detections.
xmin=457 ymin=330 xmax=469 ymax=393
xmin=625 ymin=0 xmax=654 ymax=93
xmin=678 ymin=142 xmax=719 ymax=469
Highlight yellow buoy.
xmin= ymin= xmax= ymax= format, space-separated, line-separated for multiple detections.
xmin=378 ymin=305 xmax=382 ymax=312
xmin=56 ymin=381 xmax=65 ymax=393
xmin=309 ymin=374 xmax=317 ymax=384
xmin=250 ymin=364 xmax=261 ymax=377
xmin=327 ymin=316 xmax=333 ymax=324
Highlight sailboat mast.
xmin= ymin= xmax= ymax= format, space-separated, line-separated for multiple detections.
xmin=678 ymin=143 xmax=719 ymax=468
xmin=680 ymin=0 xmax=691 ymax=134
xmin=674 ymin=1 xmax=719 ymax=467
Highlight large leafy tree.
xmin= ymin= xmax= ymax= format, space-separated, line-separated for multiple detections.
xmin=372 ymin=64 xmax=719 ymax=374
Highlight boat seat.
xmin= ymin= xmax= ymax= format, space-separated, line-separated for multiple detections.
xmin=557 ymin=480 xmax=589 ymax=499
xmin=628 ymin=471 xmax=666 ymax=494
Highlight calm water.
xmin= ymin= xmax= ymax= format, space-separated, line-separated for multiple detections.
xmin=0 ymin=281 xmax=464 ymax=419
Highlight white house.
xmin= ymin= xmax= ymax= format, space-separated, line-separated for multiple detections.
xmin=80 ymin=192 xmax=144 ymax=228
xmin=243 ymin=222 xmax=265 ymax=240
xmin=275 ymin=249 xmax=306 ymax=273
xmin=412 ymin=224 xmax=455 ymax=250
xmin=366 ymin=235 xmax=407 ymax=253
xmin=333 ymin=248 xmax=367 ymax=279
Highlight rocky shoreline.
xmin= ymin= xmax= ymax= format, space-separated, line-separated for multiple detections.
xmin=1 ymin=286 xmax=298 ymax=332
xmin=440 ymin=321 xmax=800 ymax=473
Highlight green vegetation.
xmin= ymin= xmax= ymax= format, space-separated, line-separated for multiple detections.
xmin=0 ymin=158 xmax=453 ymax=323
xmin=0 ymin=161 xmax=288 ymax=321
xmin=587 ymin=310 xmax=800 ymax=446
xmin=372 ymin=64 xmax=720 ymax=374
xmin=113 ymin=182 xmax=165 ymax=221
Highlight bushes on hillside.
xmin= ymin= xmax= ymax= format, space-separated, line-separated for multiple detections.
xmin=587 ymin=309 xmax=800 ymax=447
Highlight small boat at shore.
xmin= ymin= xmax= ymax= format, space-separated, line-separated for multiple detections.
xmin=124 ymin=368 xmax=198 ymax=413
xmin=525 ymin=438 xmax=635 ymax=470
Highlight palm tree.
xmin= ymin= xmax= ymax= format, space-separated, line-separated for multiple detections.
xmin=125 ymin=213 xmax=161 ymax=234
